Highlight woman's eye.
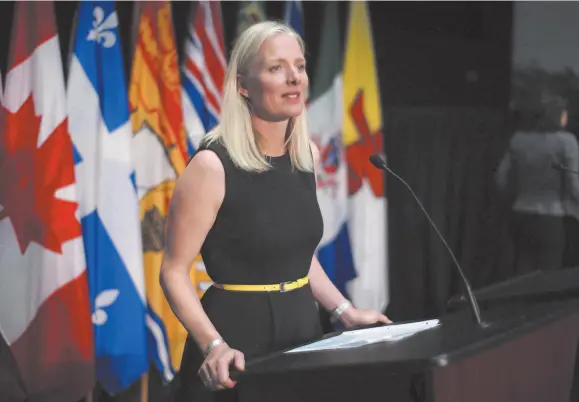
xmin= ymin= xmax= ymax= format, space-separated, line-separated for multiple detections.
xmin=297 ymin=64 xmax=306 ymax=71
xmin=269 ymin=65 xmax=281 ymax=72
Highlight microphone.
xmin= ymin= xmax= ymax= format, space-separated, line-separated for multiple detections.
xmin=551 ymin=161 xmax=579 ymax=175
xmin=369 ymin=154 xmax=486 ymax=327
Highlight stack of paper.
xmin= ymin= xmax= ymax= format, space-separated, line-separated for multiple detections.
xmin=285 ymin=319 xmax=440 ymax=354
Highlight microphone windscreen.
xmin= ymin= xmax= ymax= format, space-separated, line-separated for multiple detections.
xmin=369 ymin=154 xmax=386 ymax=169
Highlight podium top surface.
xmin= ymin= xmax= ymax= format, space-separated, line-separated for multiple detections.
xmin=235 ymin=298 xmax=579 ymax=379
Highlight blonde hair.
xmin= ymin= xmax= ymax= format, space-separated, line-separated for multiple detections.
xmin=202 ymin=21 xmax=313 ymax=172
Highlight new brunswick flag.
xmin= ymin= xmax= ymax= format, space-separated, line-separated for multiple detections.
xmin=129 ymin=1 xmax=202 ymax=381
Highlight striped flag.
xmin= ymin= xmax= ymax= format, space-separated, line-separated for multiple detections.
xmin=308 ymin=3 xmax=356 ymax=300
xmin=68 ymin=1 xmax=149 ymax=393
xmin=0 ymin=2 xmax=95 ymax=401
xmin=180 ymin=1 xmax=227 ymax=297
xmin=236 ymin=1 xmax=266 ymax=35
xmin=181 ymin=1 xmax=226 ymax=155
xmin=129 ymin=1 xmax=189 ymax=382
xmin=343 ymin=1 xmax=388 ymax=311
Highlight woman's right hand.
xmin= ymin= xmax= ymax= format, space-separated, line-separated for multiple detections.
xmin=198 ymin=343 xmax=245 ymax=390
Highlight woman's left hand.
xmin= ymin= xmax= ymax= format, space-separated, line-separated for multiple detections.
xmin=340 ymin=307 xmax=392 ymax=328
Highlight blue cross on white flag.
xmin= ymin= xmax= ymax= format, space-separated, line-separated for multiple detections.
xmin=67 ymin=1 xmax=149 ymax=393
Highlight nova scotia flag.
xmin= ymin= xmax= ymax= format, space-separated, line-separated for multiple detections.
xmin=67 ymin=1 xmax=149 ymax=393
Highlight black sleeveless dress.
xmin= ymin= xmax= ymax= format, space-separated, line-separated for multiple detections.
xmin=173 ymin=140 xmax=324 ymax=402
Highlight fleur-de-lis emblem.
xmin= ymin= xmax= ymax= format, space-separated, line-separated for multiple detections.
xmin=92 ymin=289 xmax=119 ymax=325
xmin=87 ymin=6 xmax=118 ymax=48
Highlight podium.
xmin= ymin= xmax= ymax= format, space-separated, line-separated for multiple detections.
xmin=234 ymin=271 xmax=579 ymax=402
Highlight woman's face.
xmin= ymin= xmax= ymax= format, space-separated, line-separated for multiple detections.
xmin=240 ymin=33 xmax=308 ymax=122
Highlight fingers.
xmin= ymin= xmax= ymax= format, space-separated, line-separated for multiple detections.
xmin=216 ymin=354 xmax=236 ymax=388
xmin=198 ymin=365 xmax=215 ymax=389
xmin=233 ymin=350 xmax=246 ymax=371
xmin=379 ymin=314 xmax=393 ymax=324
xmin=200 ymin=348 xmax=246 ymax=390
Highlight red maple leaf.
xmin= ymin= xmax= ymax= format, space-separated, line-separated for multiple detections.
xmin=0 ymin=95 xmax=81 ymax=254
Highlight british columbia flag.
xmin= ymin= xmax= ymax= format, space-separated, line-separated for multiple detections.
xmin=181 ymin=1 xmax=227 ymax=155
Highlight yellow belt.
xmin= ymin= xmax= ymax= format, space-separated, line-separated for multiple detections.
xmin=215 ymin=276 xmax=309 ymax=293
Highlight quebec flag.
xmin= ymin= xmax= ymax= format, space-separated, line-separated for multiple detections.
xmin=67 ymin=1 xmax=149 ymax=394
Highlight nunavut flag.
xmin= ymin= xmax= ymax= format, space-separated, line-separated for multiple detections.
xmin=343 ymin=1 xmax=389 ymax=312
xmin=129 ymin=1 xmax=192 ymax=382
xmin=0 ymin=2 xmax=95 ymax=401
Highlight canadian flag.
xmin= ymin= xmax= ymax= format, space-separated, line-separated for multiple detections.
xmin=0 ymin=2 xmax=95 ymax=401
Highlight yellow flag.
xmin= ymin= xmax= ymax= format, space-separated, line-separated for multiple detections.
xmin=343 ymin=1 xmax=382 ymax=151
xmin=343 ymin=0 xmax=384 ymax=198
xmin=342 ymin=1 xmax=388 ymax=311
xmin=129 ymin=1 xmax=196 ymax=379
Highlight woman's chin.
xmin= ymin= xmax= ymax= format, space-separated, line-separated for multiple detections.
xmin=281 ymin=105 xmax=305 ymax=118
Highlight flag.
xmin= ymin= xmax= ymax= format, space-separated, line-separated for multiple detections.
xmin=236 ymin=1 xmax=266 ymax=36
xmin=308 ymin=3 xmax=356 ymax=299
xmin=0 ymin=2 xmax=95 ymax=401
xmin=0 ymin=70 xmax=3 ymax=129
xmin=0 ymin=66 xmax=28 ymax=402
xmin=343 ymin=1 xmax=388 ymax=311
xmin=68 ymin=1 xmax=149 ymax=393
xmin=284 ymin=0 xmax=304 ymax=38
xmin=180 ymin=1 xmax=227 ymax=297
xmin=181 ymin=1 xmax=226 ymax=155
xmin=283 ymin=0 xmax=309 ymax=101
xmin=129 ymin=1 xmax=190 ymax=382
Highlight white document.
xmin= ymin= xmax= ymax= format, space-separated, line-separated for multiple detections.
xmin=285 ymin=319 xmax=440 ymax=354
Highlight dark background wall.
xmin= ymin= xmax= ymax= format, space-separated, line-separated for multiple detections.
xmin=0 ymin=1 xmax=515 ymax=399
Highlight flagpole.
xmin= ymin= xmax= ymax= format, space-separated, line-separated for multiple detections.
xmin=132 ymin=5 xmax=148 ymax=402
xmin=140 ymin=373 xmax=149 ymax=402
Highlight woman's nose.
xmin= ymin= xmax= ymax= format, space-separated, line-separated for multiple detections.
xmin=287 ymin=68 xmax=301 ymax=86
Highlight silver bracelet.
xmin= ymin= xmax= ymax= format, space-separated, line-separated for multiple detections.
xmin=203 ymin=338 xmax=225 ymax=357
xmin=330 ymin=300 xmax=353 ymax=324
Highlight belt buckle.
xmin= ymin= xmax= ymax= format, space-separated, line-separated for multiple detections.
xmin=279 ymin=281 xmax=290 ymax=293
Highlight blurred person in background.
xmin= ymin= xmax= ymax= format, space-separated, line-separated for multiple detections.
xmin=496 ymin=91 xmax=579 ymax=276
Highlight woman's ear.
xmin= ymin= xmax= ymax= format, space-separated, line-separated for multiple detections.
xmin=237 ymin=74 xmax=249 ymax=99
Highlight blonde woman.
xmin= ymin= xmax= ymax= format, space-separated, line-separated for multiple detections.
xmin=160 ymin=21 xmax=390 ymax=402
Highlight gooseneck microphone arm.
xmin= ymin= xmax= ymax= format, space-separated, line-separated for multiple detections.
xmin=368 ymin=154 xmax=484 ymax=326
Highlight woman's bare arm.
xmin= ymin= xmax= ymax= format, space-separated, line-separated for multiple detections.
xmin=159 ymin=150 xmax=225 ymax=352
